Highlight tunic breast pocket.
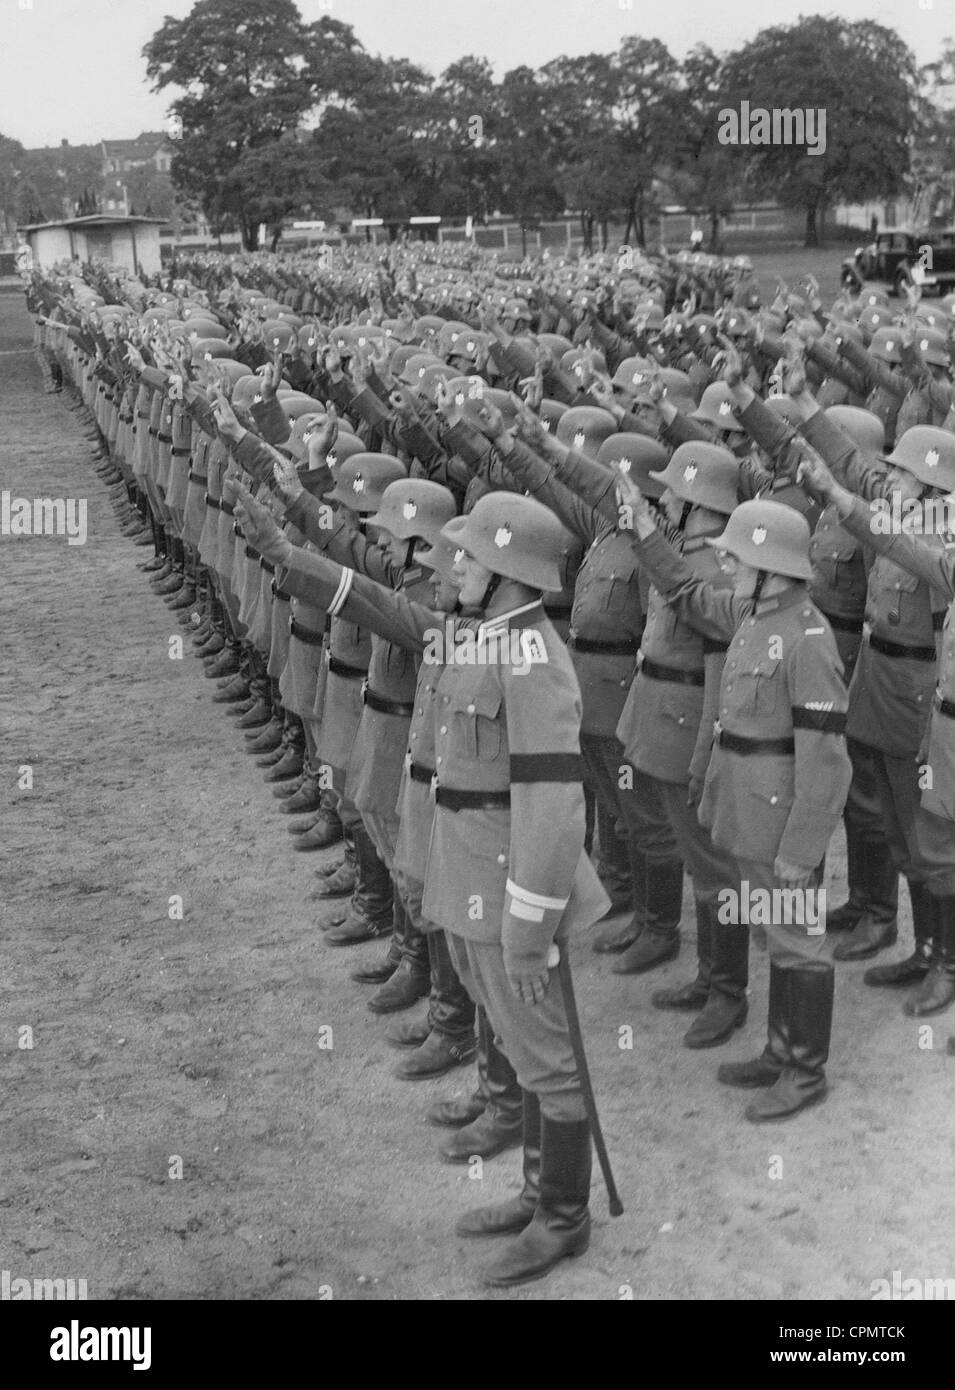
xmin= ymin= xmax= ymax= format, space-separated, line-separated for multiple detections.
xmin=891 ymin=569 xmax=923 ymax=627
xmin=605 ymin=564 xmax=640 ymax=620
xmin=735 ymin=657 xmax=781 ymax=715
xmin=449 ymin=688 xmax=504 ymax=761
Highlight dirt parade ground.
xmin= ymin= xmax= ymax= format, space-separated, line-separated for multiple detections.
xmin=1 ymin=281 xmax=953 ymax=1303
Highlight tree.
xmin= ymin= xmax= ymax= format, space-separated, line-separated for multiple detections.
xmin=495 ymin=67 xmax=564 ymax=255
xmin=538 ymin=53 xmax=622 ymax=252
xmin=721 ymin=17 xmax=919 ymax=246
xmin=613 ymin=37 xmax=684 ymax=246
xmin=0 ymin=133 xmax=25 ymax=231
xmin=667 ymin=45 xmax=745 ymax=252
xmin=144 ymin=0 xmax=359 ymax=248
xmin=428 ymin=56 xmax=503 ymax=223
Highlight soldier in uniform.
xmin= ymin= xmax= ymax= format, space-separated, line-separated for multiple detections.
xmin=799 ymin=447 xmax=955 ymax=1022
xmin=614 ymin=483 xmax=852 ymax=1120
xmin=235 ymin=484 xmax=609 ymax=1284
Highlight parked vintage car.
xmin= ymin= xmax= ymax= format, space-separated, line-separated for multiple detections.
xmin=841 ymin=228 xmax=955 ymax=296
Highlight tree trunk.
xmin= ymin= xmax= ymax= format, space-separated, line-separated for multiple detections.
xmin=708 ymin=207 xmax=720 ymax=252
xmin=804 ymin=201 xmax=819 ymax=249
xmin=600 ymin=218 xmax=608 ymax=251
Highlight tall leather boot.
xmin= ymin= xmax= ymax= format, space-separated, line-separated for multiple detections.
xmin=367 ymin=899 xmax=431 ymax=1013
xmin=684 ymin=907 xmax=749 ymax=1047
xmin=279 ymin=756 xmax=322 ymax=813
xmin=594 ymin=798 xmax=633 ymax=916
xmin=652 ymin=896 xmax=713 ymax=1011
xmin=745 ymin=960 xmax=834 ymax=1121
xmin=455 ymin=1090 xmax=541 ymax=1236
xmin=826 ymin=818 xmax=870 ymax=931
xmin=592 ymin=842 xmax=649 ymax=954
xmin=351 ymin=895 xmax=403 ymax=985
xmin=612 ymin=858 xmax=684 ymax=975
xmin=237 ymin=652 xmax=271 ymax=729
xmin=482 ymin=1111 xmax=591 ymax=1286
xmin=291 ymin=790 xmax=343 ymax=848
xmin=323 ymin=823 xmax=394 ymax=946
xmin=833 ymin=834 xmax=899 ymax=960
xmin=140 ymin=513 xmax=167 ymax=573
xmin=310 ymin=825 xmax=358 ymax=897
xmin=263 ymin=719 xmax=305 ymax=782
xmin=392 ymin=929 xmax=477 ymax=1077
xmin=439 ymin=1014 xmax=523 ymax=1161
xmin=425 ymin=1005 xmax=490 ymax=1126
xmin=904 ymin=896 xmax=955 ymax=1017
xmin=155 ymin=536 xmax=186 ymax=595
xmin=864 ymin=878 xmax=934 ymax=988
xmin=718 ymin=957 xmax=789 ymax=1089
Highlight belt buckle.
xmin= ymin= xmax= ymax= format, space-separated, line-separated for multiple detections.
xmin=430 ymin=773 xmax=439 ymax=800
xmin=403 ymin=751 xmax=412 ymax=774
xmin=288 ymin=615 xmax=294 ymax=634
xmin=360 ymin=677 xmax=369 ymax=704
xmin=713 ymin=718 xmax=723 ymax=742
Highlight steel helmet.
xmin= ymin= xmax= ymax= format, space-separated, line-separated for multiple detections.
xmin=286 ymin=412 xmax=327 ymax=461
xmin=190 ymin=337 xmax=234 ymax=360
xmin=881 ymin=426 xmax=955 ymax=492
xmin=323 ymin=432 xmax=365 ymax=471
xmin=858 ymin=305 xmax=890 ymax=338
xmin=562 ymin=347 xmax=608 ymax=379
xmin=210 ymin=359 xmax=251 ymax=387
xmin=555 ymin=406 xmax=618 ymax=456
xmin=185 ymin=318 xmax=228 ymax=340
xmin=915 ymin=306 xmax=947 ymax=331
xmin=913 ymin=327 xmax=949 ymax=368
xmin=690 ymin=382 xmax=744 ymax=433
xmin=706 ymin=499 xmax=813 ymax=581
xmin=539 ymin=399 xmax=569 ymax=434
xmin=443 ymin=492 xmax=571 ymax=592
xmin=326 ymin=454 xmax=407 ymax=512
xmin=417 ymin=530 xmax=464 ymax=583
xmin=825 ymin=406 xmax=885 ymax=455
xmin=537 ymin=332 xmax=574 ymax=357
xmin=869 ymin=327 xmax=902 ymax=365
xmin=597 ymin=434 xmax=670 ymax=500
xmin=368 ymin=479 xmax=457 ymax=542
xmin=723 ymin=307 xmax=752 ymax=338
xmin=398 ymin=352 xmax=446 ymax=387
xmin=297 ymin=322 xmax=323 ymax=352
xmin=261 ymin=319 xmax=296 ymax=353
xmin=612 ymin=355 xmax=656 ymax=394
xmin=649 ymin=442 xmax=740 ymax=515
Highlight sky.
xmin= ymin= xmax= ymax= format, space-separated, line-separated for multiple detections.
xmin=0 ymin=0 xmax=948 ymax=148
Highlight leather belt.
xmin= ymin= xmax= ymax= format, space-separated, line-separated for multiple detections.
xmin=936 ymin=691 xmax=955 ymax=720
xmin=290 ymin=618 xmax=324 ymax=647
xmin=244 ymin=544 xmax=261 ymax=563
xmin=204 ymin=493 xmax=220 ymax=511
xmin=220 ymin=499 xmax=235 ymax=517
xmin=272 ymin=582 xmax=290 ymax=602
xmin=408 ymin=760 xmax=435 ymax=784
xmin=362 ymin=683 xmax=414 ymax=717
xmin=823 ymin=611 xmax=864 ymax=635
xmin=261 ymin=559 xmax=275 ymax=575
xmin=435 ymin=785 xmax=510 ymax=812
xmin=158 ymin=432 xmax=172 ymax=444
xmin=328 ymin=654 xmax=367 ymax=680
xmin=703 ymin=637 xmax=729 ymax=655
xmin=544 ymin=603 xmax=572 ymax=619
xmin=569 ymin=635 xmax=640 ymax=656
xmin=189 ymin=471 xmax=209 ymax=486
xmin=172 ymin=447 xmax=191 ymax=457
xmin=640 ymin=658 xmax=705 ymax=686
xmin=716 ymin=729 xmax=795 ymax=756
xmin=868 ymin=634 xmax=936 ymax=663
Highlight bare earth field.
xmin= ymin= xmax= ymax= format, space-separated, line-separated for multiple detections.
xmin=1 ymin=277 xmax=952 ymax=1302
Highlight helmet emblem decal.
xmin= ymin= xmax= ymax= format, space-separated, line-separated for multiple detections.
xmin=402 ymin=501 xmax=417 ymax=519
xmin=683 ymin=464 xmax=698 ymax=483
xmin=618 ymin=457 xmax=631 ymax=474
xmin=352 ymin=473 xmax=364 ymax=493
xmin=926 ymin=449 xmax=940 ymax=468
xmin=573 ymin=430 xmax=586 ymax=448
xmin=494 ymin=525 xmax=512 ymax=548
xmin=752 ymin=526 xmax=767 ymax=545
xmin=718 ymin=400 xmax=733 ymax=416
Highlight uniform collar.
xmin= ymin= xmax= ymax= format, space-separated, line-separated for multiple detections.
xmin=477 ymin=599 xmax=544 ymax=641
xmin=751 ymin=583 xmax=808 ymax=619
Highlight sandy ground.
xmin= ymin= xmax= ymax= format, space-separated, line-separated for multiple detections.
xmin=2 ymin=283 xmax=953 ymax=1302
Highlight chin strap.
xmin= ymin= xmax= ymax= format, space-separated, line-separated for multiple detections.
xmin=751 ymin=569 xmax=768 ymax=605
xmin=479 ymin=572 xmax=503 ymax=610
xmin=678 ymin=501 xmax=693 ymax=532
xmin=405 ymin=538 xmax=417 ymax=568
